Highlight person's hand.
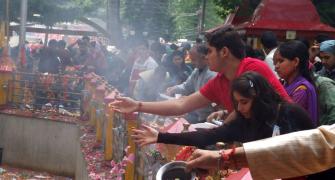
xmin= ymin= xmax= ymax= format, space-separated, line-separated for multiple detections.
xmin=110 ymin=96 xmax=139 ymax=113
xmin=185 ymin=149 xmax=221 ymax=171
xmin=207 ymin=110 xmax=226 ymax=122
xmin=166 ymin=86 xmax=177 ymax=96
xmin=131 ymin=125 xmax=159 ymax=147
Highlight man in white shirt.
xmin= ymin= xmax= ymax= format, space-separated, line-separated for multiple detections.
xmin=129 ymin=41 xmax=158 ymax=95
xmin=260 ymin=31 xmax=278 ymax=77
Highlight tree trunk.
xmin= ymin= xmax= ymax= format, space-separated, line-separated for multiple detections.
xmin=107 ymin=0 xmax=122 ymax=46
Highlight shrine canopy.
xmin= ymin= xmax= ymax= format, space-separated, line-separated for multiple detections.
xmin=224 ymin=0 xmax=335 ymax=40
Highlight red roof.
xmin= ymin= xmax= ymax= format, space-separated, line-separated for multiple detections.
xmin=222 ymin=0 xmax=335 ymax=38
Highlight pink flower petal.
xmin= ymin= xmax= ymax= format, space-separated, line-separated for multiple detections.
xmin=111 ymin=166 xmax=119 ymax=174
xmin=121 ymin=161 xmax=128 ymax=167
xmin=124 ymin=146 xmax=131 ymax=154
xmin=110 ymin=160 xmax=116 ymax=167
xmin=126 ymin=153 xmax=135 ymax=164
xmin=119 ymin=169 xmax=126 ymax=174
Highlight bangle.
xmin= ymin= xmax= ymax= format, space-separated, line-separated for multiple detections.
xmin=136 ymin=101 xmax=142 ymax=111
xmin=219 ymin=150 xmax=228 ymax=170
xmin=219 ymin=145 xmax=236 ymax=170
xmin=230 ymin=145 xmax=237 ymax=169
xmin=217 ymin=151 xmax=221 ymax=172
xmin=231 ymin=153 xmax=238 ymax=169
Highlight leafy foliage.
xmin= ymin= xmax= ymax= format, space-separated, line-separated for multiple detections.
xmin=1 ymin=0 xmax=334 ymax=41
xmin=121 ymin=0 xmax=223 ymax=41
xmin=213 ymin=0 xmax=242 ymax=17
xmin=204 ymin=0 xmax=225 ymax=32
xmin=169 ymin=0 xmax=200 ymax=39
xmin=313 ymin=0 xmax=335 ymax=27
xmin=168 ymin=0 xmax=224 ymax=40
xmin=121 ymin=0 xmax=173 ymax=40
xmin=1 ymin=0 xmax=223 ymax=40
xmin=0 ymin=0 xmax=103 ymax=26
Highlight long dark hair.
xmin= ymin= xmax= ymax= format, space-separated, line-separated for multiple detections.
xmin=231 ymin=72 xmax=284 ymax=123
xmin=277 ymin=40 xmax=314 ymax=84
xmin=170 ymin=50 xmax=188 ymax=70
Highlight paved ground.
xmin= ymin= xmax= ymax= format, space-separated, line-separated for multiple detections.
xmin=0 ymin=165 xmax=72 ymax=180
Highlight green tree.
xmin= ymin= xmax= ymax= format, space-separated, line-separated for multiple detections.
xmin=213 ymin=0 xmax=261 ymax=18
xmin=213 ymin=0 xmax=242 ymax=18
xmin=169 ymin=0 xmax=224 ymax=40
xmin=169 ymin=0 xmax=200 ymax=39
xmin=313 ymin=0 xmax=335 ymax=27
xmin=0 ymin=0 xmax=104 ymax=26
xmin=204 ymin=0 xmax=224 ymax=32
xmin=121 ymin=0 xmax=174 ymax=40
xmin=120 ymin=0 xmax=223 ymax=41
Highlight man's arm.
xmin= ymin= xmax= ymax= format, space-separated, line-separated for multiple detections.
xmin=172 ymin=70 xmax=196 ymax=95
xmin=112 ymin=92 xmax=211 ymax=116
xmin=244 ymin=125 xmax=335 ymax=180
xmin=140 ymin=92 xmax=211 ymax=116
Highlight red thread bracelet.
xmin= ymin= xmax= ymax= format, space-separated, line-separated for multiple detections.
xmin=219 ymin=145 xmax=236 ymax=169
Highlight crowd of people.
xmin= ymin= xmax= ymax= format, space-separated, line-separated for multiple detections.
xmin=110 ymin=26 xmax=335 ymax=179
xmin=13 ymin=36 xmax=109 ymax=76
xmin=6 ymin=26 xmax=335 ymax=179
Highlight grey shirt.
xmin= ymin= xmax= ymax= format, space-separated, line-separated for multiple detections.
xmin=317 ymin=67 xmax=335 ymax=81
xmin=171 ymin=67 xmax=217 ymax=123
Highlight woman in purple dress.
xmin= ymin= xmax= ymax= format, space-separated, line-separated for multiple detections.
xmin=274 ymin=40 xmax=318 ymax=126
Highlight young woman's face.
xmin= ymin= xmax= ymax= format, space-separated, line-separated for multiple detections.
xmin=233 ymin=91 xmax=253 ymax=119
xmin=273 ymin=51 xmax=298 ymax=81
xmin=173 ymin=55 xmax=184 ymax=66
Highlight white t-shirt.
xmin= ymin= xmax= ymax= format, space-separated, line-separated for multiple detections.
xmin=264 ymin=48 xmax=278 ymax=78
xmin=130 ymin=56 xmax=158 ymax=81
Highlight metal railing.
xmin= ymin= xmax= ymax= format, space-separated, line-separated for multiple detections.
xmin=6 ymin=72 xmax=84 ymax=117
